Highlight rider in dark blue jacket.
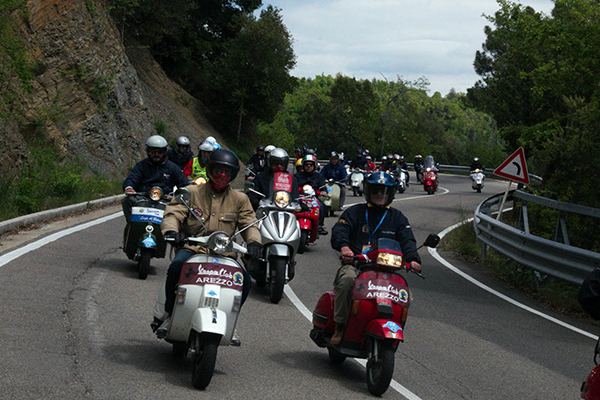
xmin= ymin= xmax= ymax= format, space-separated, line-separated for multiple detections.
xmin=329 ymin=171 xmax=421 ymax=344
xmin=122 ymin=135 xmax=189 ymax=222
xmin=320 ymin=151 xmax=348 ymax=182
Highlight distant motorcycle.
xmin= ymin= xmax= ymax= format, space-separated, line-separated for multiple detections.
xmin=422 ymin=156 xmax=439 ymax=195
xmin=350 ymin=169 xmax=365 ymax=197
xmin=294 ymin=185 xmax=322 ymax=254
xmin=324 ymin=179 xmax=346 ymax=217
xmin=470 ymin=169 xmax=485 ymax=193
xmin=123 ymin=187 xmax=170 ymax=279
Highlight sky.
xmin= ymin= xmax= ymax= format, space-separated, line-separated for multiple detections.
xmin=261 ymin=0 xmax=556 ymax=96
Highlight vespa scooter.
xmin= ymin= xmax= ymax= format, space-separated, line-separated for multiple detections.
xmin=350 ymin=168 xmax=365 ymax=197
xmin=294 ymin=185 xmax=321 ymax=254
xmin=470 ymin=168 xmax=485 ymax=193
xmin=123 ymin=186 xmax=170 ymax=279
xmin=310 ymin=234 xmax=440 ymax=396
xmin=151 ymin=188 xmax=255 ymax=390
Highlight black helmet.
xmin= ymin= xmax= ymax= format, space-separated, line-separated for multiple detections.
xmin=207 ymin=149 xmax=240 ymax=182
xmin=269 ymin=148 xmax=289 ymax=171
xmin=364 ymin=171 xmax=396 ymax=206
xmin=176 ymin=136 xmax=190 ymax=146
xmin=257 ymin=145 xmax=265 ymax=152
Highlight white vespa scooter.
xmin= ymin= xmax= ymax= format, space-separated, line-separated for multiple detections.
xmin=350 ymin=168 xmax=365 ymax=196
xmin=151 ymin=188 xmax=255 ymax=390
xmin=470 ymin=168 xmax=485 ymax=192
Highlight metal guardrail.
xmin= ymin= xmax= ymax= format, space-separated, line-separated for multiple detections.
xmin=474 ymin=190 xmax=600 ymax=285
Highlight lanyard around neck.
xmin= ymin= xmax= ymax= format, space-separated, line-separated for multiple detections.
xmin=366 ymin=208 xmax=388 ymax=246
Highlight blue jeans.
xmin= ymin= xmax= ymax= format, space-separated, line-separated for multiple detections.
xmin=165 ymin=249 xmax=252 ymax=314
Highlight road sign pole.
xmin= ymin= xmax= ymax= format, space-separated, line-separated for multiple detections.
xmin=497 ymin=180 xmax=512 ymax=221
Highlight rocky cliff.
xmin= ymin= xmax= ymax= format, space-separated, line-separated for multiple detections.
xmin=1 ymin=0 xmax=221 ymax=178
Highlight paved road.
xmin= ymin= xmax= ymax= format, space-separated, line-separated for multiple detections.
xmin=0 ymin=173 xmax=596 ymax=399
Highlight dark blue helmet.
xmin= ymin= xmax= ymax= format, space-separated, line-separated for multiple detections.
xmin=365 ymin=171 xmax=396 ymax=206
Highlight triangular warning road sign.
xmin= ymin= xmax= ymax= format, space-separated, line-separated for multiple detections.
xmin=494 ymin=147 xmax=530 ymax=184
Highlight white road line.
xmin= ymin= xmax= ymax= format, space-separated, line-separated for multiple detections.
xmin=284 ymin=285 xmax=423 ymax=400
xmin=430 ymin=218 xmax=598 ymax=341
xmin=0 ymin=212 xmax=122 ymax=269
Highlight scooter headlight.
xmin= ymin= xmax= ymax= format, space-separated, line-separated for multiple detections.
xmin=149 ymin=187 xmax=163 ymax=201
xmin=207 ymin=232 xmax=231 ymax=254
xmin=426 ymin=167 xmax=431 ymax=172
xmin=377 ymin=252 xmax=403 ymax=269
xmin=194 ymin=177 xmax=207 ymax=186
xmin=274 ymin=191 xmax=290 ymax=208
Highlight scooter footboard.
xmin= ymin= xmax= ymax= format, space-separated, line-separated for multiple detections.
xmin=366 ymin=319 xmax=404 ymax=342
xmin=191 ymin=308 xmax=228 ymax=341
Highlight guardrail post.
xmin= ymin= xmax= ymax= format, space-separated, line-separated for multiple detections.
xmin=554 ymin=210 xmax=570 ymax=245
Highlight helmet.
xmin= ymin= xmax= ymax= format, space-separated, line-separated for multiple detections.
xmin=207 ymin=149 xmax=240 ymax=185
xmin=399 ymin=155 xmax=405 ymax=162
xmin=198 ymin=141 xmax=214 ymax=153
xmin=365 ymin=149 xmax=370 ymax=155
xmin=387 ymin=154 xmax=393 ymax=159
xmin=295 ymin=158 xmax=303 ymax=170
xmin=330 ymin=151 xmax=339 ymax=158
xmin=302 ymin=154 xmax=317 ymax=168
xmin=357 ymin=149 xmax=363 ymax=155
xmin=415 ymin=154 xmax=422 ymax=160
xmin=176 ymin=136 xmax=190 ymax=146
xmin=382 ymin=156 xmax=387 ymax=161
xmin=205 ymin=136 xmax=216 ymax=144
xmin=146 ymin=135 xmax=168 ymax=150
xmin=257 ymin=145 xmax=265 ymax=152
xmin=364 ymin=171 xmax=396 ymax=206
xmin=394 ymin=154 xmax=400 ymax=160
xmin=473 ymin=157 xmax=479 ymax=162
xmin=265 ymin=145 xmax=276 ymax=154
xmin=269 ymin=148 xmax=289 ymax=172
xmin=146 ymin=135 xmax=168 ymax=164
xmin=339 ymin=152 xmax=345 ymax=161
xmin=366 ymin=155 xmax=372 ymax=161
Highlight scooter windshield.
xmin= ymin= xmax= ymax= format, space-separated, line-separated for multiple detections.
xmin=374 ymin=238 xmax=402 ymax=253
xmin=424 ymin=156 xmax=436 ymax=169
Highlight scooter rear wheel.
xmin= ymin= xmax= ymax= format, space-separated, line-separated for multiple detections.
xmin=366 ymin=339 xmax=395 ymax=396
xmin=328 ymin=347 xmax=346 ymax=364
xmin=138 ymin=249 xmax=152 ymax=280
xmin=191 ymin=331 xmax=219 ymax=389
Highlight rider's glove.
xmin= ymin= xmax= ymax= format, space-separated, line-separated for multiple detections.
xmin=300 ymin=201 xmax=310 ymax=212
xmin=164 ymin=230 xmax=186 ymax=247
xmin=247 ymin=241 xmax=262 ymax=259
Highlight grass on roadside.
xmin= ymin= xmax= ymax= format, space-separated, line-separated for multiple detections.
xmin=441 ymin=206 xmax=592 ymax=321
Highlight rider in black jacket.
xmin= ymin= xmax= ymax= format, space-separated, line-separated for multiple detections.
xmin=295 ymin=154 xmax=328 ymax=234
xmin=122 ymin=135 xmax=188 ymax=222
xmin=248 ymin=148 xmax=299 ymax=210
xmin=329 ymin=171 xmax=421 ymax=344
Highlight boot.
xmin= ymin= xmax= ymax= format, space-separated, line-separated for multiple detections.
xmin=330 ymin=323 xmax=345 ymax=345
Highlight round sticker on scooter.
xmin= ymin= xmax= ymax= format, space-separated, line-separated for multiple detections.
xmin=233 ymin=271 xmax=244 ymax=285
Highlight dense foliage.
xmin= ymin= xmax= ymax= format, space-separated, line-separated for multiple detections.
xmin=468 ymin=0 xmax=600 ymax=250
xmin=255 ymin=74 xmax=504 ymax=167
xmin=117 ymin=0 xmax=296 ymax=139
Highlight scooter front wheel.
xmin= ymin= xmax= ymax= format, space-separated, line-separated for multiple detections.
xmin=269 ymin=256 xmax=287 ymax=304
xmin=138 ymin=249 xmax=152 ymax=280
xmin=297 ymin=230 xmax=309 ymax=254
xmin=366 ymin=339 xmax=395 ymax=396
xmin=191 ymin=331 xmax=220 ymax=389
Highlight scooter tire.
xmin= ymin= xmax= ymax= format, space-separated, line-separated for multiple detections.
xmin=269 ymin=257 xmax=287 ymax=304
xmin=138 ymin=249 xmax=152 ymax=280
xmin=477 ymin=185 xmax=482 ymax=193
xmin=352 ymin=187 xmax=358 ymax=197
xmin=328 ymin=347 xmax=347 ymax=364
xmin=426 ymin=186 xmax=433 ymax=195
xmin=366 ymin=339 xmax=395 ymax=396
xmin=297 ymin=230 xmax=309 ymax=254
xmin=191 ymin=331 xmax=219 ymax=389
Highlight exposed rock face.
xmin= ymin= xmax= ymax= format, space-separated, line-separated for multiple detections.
xmin=2 ymin=0 xmax=220 ymax=178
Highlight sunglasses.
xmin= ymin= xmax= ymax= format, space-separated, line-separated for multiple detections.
xmin=304 ymin=163 xmax=315 ymax=168
xmin=148 ymin=149 xmax=166 ymax=155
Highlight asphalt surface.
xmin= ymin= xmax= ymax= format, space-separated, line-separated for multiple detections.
xmin=0 ymin=173 xmax=597 ymax=399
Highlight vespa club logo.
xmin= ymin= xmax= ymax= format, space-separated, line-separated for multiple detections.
xmin=179 ymin=263 xmax=244 ymax=290
xmin=354 ymin=278 xmax=410 ymax=306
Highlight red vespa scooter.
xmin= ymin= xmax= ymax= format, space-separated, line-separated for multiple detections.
xmin=294 ymin=184 xmax=321 ymax=254
xmin=310 ymin=234 xmax=440 ymax=396
xmin=422 ymin=155 xmax=438 ymax=195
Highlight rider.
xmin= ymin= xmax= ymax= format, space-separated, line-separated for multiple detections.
xmin=329 ymin=171 xmax=421 ymax=344
xmin=183 ymin=141 xmax=213 ymax=182
xmin=122 ymin=135 xmax=188 ymax=223
xmin=247 ymin=148 xmax=299 ymax=210
xmin=246 ymin=145 xmax=268 ymax=175
xmin=380 ymin=155 xmax=391 ymax=172
xmin=470 ymin=157 xmax=483 ymax=171
xmin=398 ymin=155 xmax=410 ymax=185
xmin=157 ymin=149 xmax=263 ymax=344
xmin=295 ymin=154 xmax=328 ymax=235
xmin=320 ymin=151 xmax=348 ymax=182
xmin=351 ymin=149 xmax=368 ymax=170
xmin=166 ymin=136 xmax=194 ymax=170
xmin=414 ymin=154 xmax=424 ymax=182
xmin=365 ymin=155 xmax=377 ymax=172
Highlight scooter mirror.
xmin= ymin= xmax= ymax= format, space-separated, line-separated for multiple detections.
xmin=174 ymin=187 xmax=191 ymax=204
xmin=424 ymin=233 xmax=440 ymax=248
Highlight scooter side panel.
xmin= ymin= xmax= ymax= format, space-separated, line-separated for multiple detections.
xmin=313 ymin=291 xmax=335 ymax=331
xmin=169 ymin=285 xmax=203 ymax=342
xmin=191 ymin=308 xmax=227 ymax=340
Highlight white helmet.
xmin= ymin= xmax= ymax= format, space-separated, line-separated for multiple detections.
xmin=145 ymin=135 xmax=168 ymax=150
xmin=199 ymin=141 xmax=214 ymax=153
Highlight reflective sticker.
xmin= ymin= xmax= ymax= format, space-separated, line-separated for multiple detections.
xmin=382 ymin=321 xmax=402 ymax=333
xmin=142 ymin=237 xmax=156 ymax=248
xmin=193 ymin=208 xmax=203 ymax=218
xmin=213 ymin=258 xmax=219 ymax=263
xmin=207 ymin=290 xmax=217 ymax=296
xmin=328 ymin=186 xmax=333 ymax=193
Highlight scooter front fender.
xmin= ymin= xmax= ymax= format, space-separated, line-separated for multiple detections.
xmin=191 ymin=308 xmax=228 ymax=338
xmin=266 ymin=243 xmax=292 ymax=258
xmin=366 ymin=319 xmax=404 ymax=342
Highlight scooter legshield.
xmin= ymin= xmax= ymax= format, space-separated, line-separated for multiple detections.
xmin=313 ymin=291 xmax=336 ymax=331
xmin=298 ymin=219 xmax=312 ymax=230
xmin=366 ymin=318 xmax=404 ymax=342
